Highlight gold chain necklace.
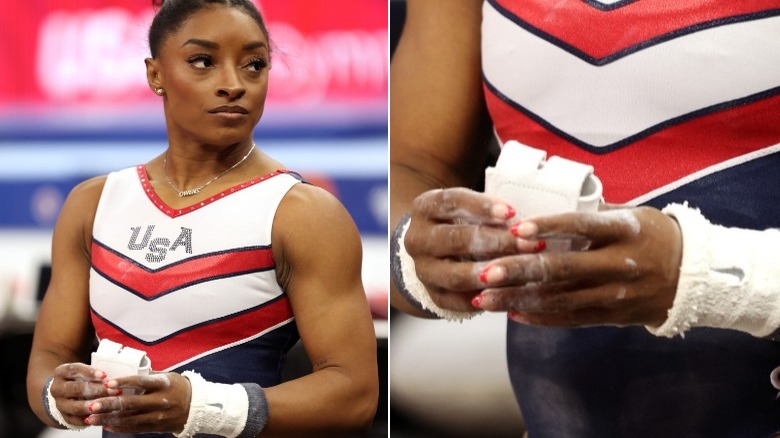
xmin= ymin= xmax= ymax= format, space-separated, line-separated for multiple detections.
xmin=163 ymin=143 xmax=256 ymax=197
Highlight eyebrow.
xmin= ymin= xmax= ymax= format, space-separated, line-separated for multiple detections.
xmin=181 ymin=38 xmax=268 ymax=51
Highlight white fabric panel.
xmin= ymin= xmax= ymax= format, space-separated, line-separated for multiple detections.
xmin=482 ymin=3 xmax=780 ymax=147
xmin=90 ymin=271 xmax=282 ymax=343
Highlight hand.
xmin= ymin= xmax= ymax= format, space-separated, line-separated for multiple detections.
xmin=49 ymin=363 xmax=110 ymax=427
xmin=472 ymin=206 xmax=682 ymax=327
xmin=405 ymin=188 xmax=541 ymax=312
xmin=84 ymin=372 xmax=191 ymax=434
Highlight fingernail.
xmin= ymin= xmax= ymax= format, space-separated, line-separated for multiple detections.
xmin=510 ymin=221 xmax=537 ymax=238
xmin=535 ymin=240 xmax=547 ymax=252
xmin=89 ymin=402 xmax=100 ymax=412
xmin=84 ymin=416 xmax=92 ymax=425
xmin=478 ymin=266 xmax=506 ymax=284
xmin=504 ymin=205 xmax=516 ymax=219
xmin=116 ymin=389 xmax=123 ymax=396
xmin=471 ymin=294 xmax=483 ymax=308
xmin=492 ymin=203 xmax=515 ymax=220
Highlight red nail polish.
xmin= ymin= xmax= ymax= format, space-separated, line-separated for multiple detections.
xmin=471 ymin=294 xmax=483 ymax=308
xmin=505 ymin=205 xmax=516 ymax=219
xmin=478 ymin=266 xmax=491 ymax=283
xmin=509 ymin=222 xmax=521 ymax=237
xmin=535 ymin=240 xmax=547 ymax=252
xmin=116 ymin=389 xmax=123 ymax=396
xmin=88 ymin=404 xmax=93 ymax=412
xmin=84 ymin=417 xmax=92 ymax=425
xmin=104 ymin=381 xmax=109 ymax=388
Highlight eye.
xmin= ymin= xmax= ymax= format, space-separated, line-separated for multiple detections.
xmin=245 ymin=57 xmax=269 ymax=72
xmin=187 ymin=54 xmax=214 ymax=69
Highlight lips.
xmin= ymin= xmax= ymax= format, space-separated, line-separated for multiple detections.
xmin=209 ymin=105 xmax=249 ymax=114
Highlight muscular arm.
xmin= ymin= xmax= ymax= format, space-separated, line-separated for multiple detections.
xmin=262 ymin=183 xmax=378 ymax=436
xmin=390 ymin=0 xmax=494 ymax=315
xmin=26 ymin=176 xmax=107 ymax=426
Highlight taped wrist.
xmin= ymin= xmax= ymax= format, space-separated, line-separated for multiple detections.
xmin=175 ymin=371 xmax=266 ymax=438
xmin=390 ymin=213 xmax=482 ymax=321
xmin=647 ymin=203 xmax=780 ymax=338
xmin=42 ymin=375 xmax=87 ymax=430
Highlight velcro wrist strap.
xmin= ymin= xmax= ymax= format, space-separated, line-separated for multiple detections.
xmin=485 ymin=140 xmax=602 ymax=217
xmin=175 ymin=371 xmax=251 ymax=438
xmin=90 ymin=339 xmax=151 ymax=380
xmin=647 ymin=203 xmax=780 ymax=338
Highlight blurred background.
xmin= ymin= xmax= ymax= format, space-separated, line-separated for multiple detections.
xmin=389 ymin=0 xmax=525 ymax=436
xmin=0 ymin=1 xmax=387 ymax=437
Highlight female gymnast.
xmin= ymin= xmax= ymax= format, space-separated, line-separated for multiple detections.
xmin=27 ymin=1 xmax=379 ymax=436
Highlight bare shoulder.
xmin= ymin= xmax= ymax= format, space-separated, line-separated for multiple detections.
xmin=54 ymin=175 xmax=108 ymax=252
xmin=272 ymin=182 xmax=362 ymax=288
xmin=274 ymin=182 xmax=360 ymax=247
xmin=66 ymin=175 xmax=107 ymax=208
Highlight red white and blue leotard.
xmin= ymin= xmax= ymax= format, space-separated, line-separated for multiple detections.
xmin=89 ymin=166 xmax=302 ymax=392
xmin=482 ymin=1 xmax=780 ymax=436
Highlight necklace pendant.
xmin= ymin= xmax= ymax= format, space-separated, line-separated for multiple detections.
xmin=179 ymin=188 xmax=201 ymax=197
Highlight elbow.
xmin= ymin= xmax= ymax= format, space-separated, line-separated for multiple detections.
xmin=345 ymin=381 xmax=379 ymax=432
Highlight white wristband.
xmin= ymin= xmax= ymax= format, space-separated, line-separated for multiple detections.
xmin=42 ymin=375 xmax=87 ymax=430
xmin=647 ymin=203 xmax=780 ymax=338
xmin=395 ymin=217 xmax=482 ymax=321
xmin=175 ymin=371 xmax=250 ymax=438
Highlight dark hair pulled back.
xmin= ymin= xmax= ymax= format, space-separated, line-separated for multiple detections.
xmin=148 ymin=0 xmax=270 ymax=58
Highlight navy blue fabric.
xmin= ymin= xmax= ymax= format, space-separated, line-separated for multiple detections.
xmin=507 ymin=324 xmax=780 ymax=438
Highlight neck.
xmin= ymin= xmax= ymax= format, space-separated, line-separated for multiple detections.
xmin=162 ymin=142 xmax=256 ymax=196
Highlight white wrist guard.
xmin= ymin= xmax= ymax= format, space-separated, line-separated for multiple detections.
xmin=647 ymin=203 xmax=780 ymax=338
xmin=392 ymin=215 xmax=482 ymax=321
xmin=175 ymin=371 xmax=254 ymax=438
xmin=42 ymin=375 xmax=87 ymax=430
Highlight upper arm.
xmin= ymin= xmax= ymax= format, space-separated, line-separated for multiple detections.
xmin=30 ymin=176 xmax=106 ymax=365
xmin=273 ymin=184 xmax=377 ymax=377
xmin=390 ymin=0 xmax=492 ymax=190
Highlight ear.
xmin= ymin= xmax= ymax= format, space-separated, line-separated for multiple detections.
xmin=145 ymin=57 xmax=163 ymax=91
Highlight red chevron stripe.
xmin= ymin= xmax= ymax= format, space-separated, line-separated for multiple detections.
xmin=486 ymin=87 xmax=780 ymax=203
xmin=91 ymin=242 xmax=275 ymax=299
xmin=91 ymin=295 xmax=294 ymax=371
xmin=492 ymin=0 xmax=780 ymax=59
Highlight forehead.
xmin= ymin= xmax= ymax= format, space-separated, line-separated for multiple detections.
xmin=164 ymin=5 xmax=267 ymax=49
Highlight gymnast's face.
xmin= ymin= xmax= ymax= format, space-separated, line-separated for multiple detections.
xmin=146 ymin=5 xmax=270 ymax=146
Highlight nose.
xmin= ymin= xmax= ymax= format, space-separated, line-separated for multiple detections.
xmin=216 ymin=67 xmax=246 ymax=100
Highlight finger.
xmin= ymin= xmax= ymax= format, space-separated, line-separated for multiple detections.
xmin=415 ymin=257 xmax=489 ymax=293
xmin=109 ymin=373 xmax=172 ymax=393
xmin=413 ymin=188 xmax=515 ymax=224
xmin=54 ymin=363 xmax=106 ymax=382
xmin=87 ymin=394 xmax=144 ymax=414
xmin=478 ymin=250 xmax=640 ymax=288
xmin=86 ymin=409 xmax=174 ymax=433
xmin=55 ymin=380 xmax=110 ymax=400
xmin=55 ymin=397 xmax=92 ymax=419
xmin=422 ymin=223 xmax=519 ymax=259
xmin=475 ymin=283 xmax=631 ymax=313
xmin=514 ymin=209 xmax=641 ymax=244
